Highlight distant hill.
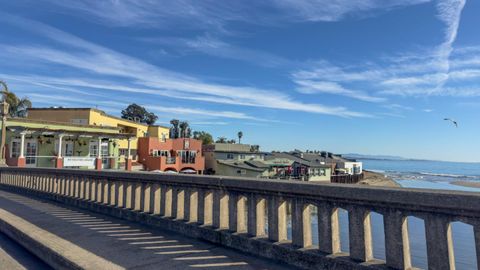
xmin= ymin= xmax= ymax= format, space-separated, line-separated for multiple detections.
xmin=342 ymin=153 xmax=407 ymax=161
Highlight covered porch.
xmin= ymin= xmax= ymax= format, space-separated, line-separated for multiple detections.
xmin=6 ymin=126 xmax=135 ymax=171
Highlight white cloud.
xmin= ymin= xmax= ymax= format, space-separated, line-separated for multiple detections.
xmin=293 ymin=79 xmax=385 ymax=103
xmin=36 ymin=0 xmax=431 ymax=29
xmin=0 ymin=15 xmax=369 ymax=118
xmin=144 ymin=35 xmax=293 ymax=68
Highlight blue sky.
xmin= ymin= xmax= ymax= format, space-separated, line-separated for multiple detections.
xmin=1 ymin=0 xmax=479 ymax=162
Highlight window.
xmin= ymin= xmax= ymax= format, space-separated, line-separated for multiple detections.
xmin=89 ymin=142 xmax=98 ymax=157
xmin=240 ymin=154 xmax=245 ymax=159
xmin=71 ymin=119 xmax=88 ymax=125
xmin=227 ymin=153 xmax=234 ymax=159
xmin=11 ymin=141 xmax=20 ymax=158
xmin=237 ymin=169 xmax=247 ymax=175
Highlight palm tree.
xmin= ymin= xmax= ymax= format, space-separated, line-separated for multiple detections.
xmin=170 ymin=119 xmax=180 ymax=138
xmin=237 ymin=131 xmax=243 ymax=144
xmin=216 ymin=137 xmax=227 ymax=143
xmin=179 ymin=121 xmax=190 ymax=138
xmin=0 ymin=81 xmax=32 ymax=118
xmin=5 ymin=91 xmax=32 ymax=118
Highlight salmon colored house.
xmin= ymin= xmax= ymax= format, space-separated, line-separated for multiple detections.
xmin=137 ymin=137 xmax=205 ymax=174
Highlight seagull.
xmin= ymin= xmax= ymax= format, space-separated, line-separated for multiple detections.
xmin=444 ymin=118 xmax=458 ymax=128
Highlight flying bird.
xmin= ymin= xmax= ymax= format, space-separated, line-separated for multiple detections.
xmin=444 ymin=118 xmax=458 ymax=128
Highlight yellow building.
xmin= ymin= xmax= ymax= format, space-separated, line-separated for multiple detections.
xmin=27 ymin=108 xmax=170 ymax=160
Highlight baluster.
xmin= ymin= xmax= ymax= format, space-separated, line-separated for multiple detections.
xmin=184 ymin=188 xmax=191 ymax=221
xmin=175 ymin=188 xmax=185 ymax=220
xmin=248 ymin=194 xmax=266 ymax=237
xmin=349 ymin=207 xmax=373 ymax=262
xmin=292 ymin=198 xmax=312 ymax=248
xmin=151 ymin=184 xmax=161 ymax=214
xmin=197 ymin=189 xmax=206 ymax=224
xmin=103 ymin=180 xmax=110 ymax=204
xmin=203 ymin=191 xmax=213 ymax=226
xmin=318 ymin=203 xmax=340 ymax=254
xmin=126 ymin=182 xmax=135 ymax=209
xmin=116 ymin=181 xmax=124 ymax=207
xmin=213 ymin=191 xmax=228 ymax=229
xmin=268 ymin=196 xmax=288 ymax=242
xmin=188 ymin=189 xmax=198 ymax=222
xmin=425 ymin=215 xmax=455 ymax=270
xmin=228 ymin=193 xmax=239 ymax=232
xmin=384 ymin=210 xmax=411 ymax=269
xmin=159 ymin=185 xmax=167 ymax=216
xmin=142 ymin=183 xmax=152 ymax=213
xmin=96 ymin=179 xmax=103 ymax=203
xmin=134 ymin=182 xmax=143 ymax=211
xmin=109 ymin=181 xmax=116 ymax=206
xmin=171 ymin=188 xmax=179 ymax=218
xmin=164 ymin=186 xmax=173 ymax=217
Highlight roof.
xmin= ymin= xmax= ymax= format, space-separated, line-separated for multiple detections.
xmin=27 ymin=107 xmax=169 ymax=129
xmin=268 ymin=152 xmax=330 ymax=168
xmin=6 ymin=117 xmax=119 ymax=131
xmin=216 ymin=160 xmax=266 ymax=172
xmin=204 ymin=143 xmax=260 ymax=153
xmin=244 ymin=160 xmax=270 ymax=168
xmin=7 ymin=126 xmax=134 ymax=139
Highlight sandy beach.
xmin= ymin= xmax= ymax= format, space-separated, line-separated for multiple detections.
xmin=358 ymin=170 xmax=400 ymax=187
xmin=451 ymin=181 xmax=480 ymax=189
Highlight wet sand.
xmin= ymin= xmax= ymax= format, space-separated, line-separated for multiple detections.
xmin=451 ymin=181 xmax=480 ymax=189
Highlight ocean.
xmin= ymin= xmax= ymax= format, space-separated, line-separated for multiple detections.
xmin=358 ymin=159 xmax=480 ymax=269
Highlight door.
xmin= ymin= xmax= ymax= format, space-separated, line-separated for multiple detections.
xmin=25 ymin=140 xmax=37 ymax=167
xmin=63 ymin=141 xmax=74 ymax=157
xmin=101 ymin=142 xmax=109 ymax=169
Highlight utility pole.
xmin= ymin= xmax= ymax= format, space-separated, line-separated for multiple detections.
xmin=0 ymin=80 xmax=9 ymax=165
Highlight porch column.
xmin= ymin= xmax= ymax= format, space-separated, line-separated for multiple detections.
xmin=55 ymin=134 xmax=63 ymax=169
xmin=125 ymin=137 xmax=133 ymax=171
xmin=17 ymin=132 xmax=26 ymax=167
xmin=95 ymin=137 xmax=102 ymax=170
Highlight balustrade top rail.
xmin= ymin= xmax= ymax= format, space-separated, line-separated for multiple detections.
xmin=1 ymin=167 xmax=479 ymax=218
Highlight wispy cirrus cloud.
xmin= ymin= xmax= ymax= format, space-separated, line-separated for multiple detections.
xmin=142 ymin=35 xmax=294 ymax=68
xmin=37 ymin=0 xmax=431 ymax=29
xmin=0 ymin=14 xmax=369 ymax=118
xmin=293 ymin=78 xmax=386 ymax=103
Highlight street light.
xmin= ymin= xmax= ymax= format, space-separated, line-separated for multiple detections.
xmin=0 ymin=80 xmax=10 ymax=165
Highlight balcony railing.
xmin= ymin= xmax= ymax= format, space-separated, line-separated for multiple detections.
xmin=1 ymin=167 xmax=479 ymax=270
xmin=165 ymin=157 xmax=176 ymax=164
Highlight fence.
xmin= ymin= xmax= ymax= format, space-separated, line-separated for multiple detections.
xmin=331 ymin=173 xmax=364 ymax=184
xmin=0 ymin=167 xmax=479 ymax=269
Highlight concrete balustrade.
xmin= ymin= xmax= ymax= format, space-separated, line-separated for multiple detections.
xmin=1 ymin=168 xmax=480 ymax=270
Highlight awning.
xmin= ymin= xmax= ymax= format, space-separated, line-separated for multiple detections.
xmin=180 ymin=169 xmax=197 ymax=174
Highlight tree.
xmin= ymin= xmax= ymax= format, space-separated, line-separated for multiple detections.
xmin=121 ymin=103 xmax=158 ymax=125
xmin=169 ymin=119 xmax=180 ymax=139
xmin=216 ymin=137 xmax=227 ymax=143
xmin=193 ymin=131 xmax=213 ymax=145
xmin=0 ymin=82 xmax=32 ymax=118
xmin=179 ymin=121 xmax=191 ymax=138
xmin=237 ymin=131 xmax=243 ymax=144
xmin=227 ymin=139 xmax=236 ymax=144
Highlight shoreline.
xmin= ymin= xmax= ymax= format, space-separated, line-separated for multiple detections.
xmin=358 ymin=170 xmax=400 ymax=187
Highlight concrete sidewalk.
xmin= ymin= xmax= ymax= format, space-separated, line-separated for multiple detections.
xmin=0 ymin=190 xmax=293 ymax=270
xmin=0 ymin=233 xmax=52 ymax=270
